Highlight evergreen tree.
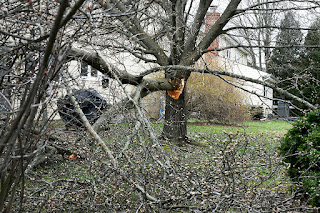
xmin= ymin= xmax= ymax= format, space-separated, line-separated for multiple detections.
xmin=268 ymin=11 xmax=303 ymax=112
xmin=299 ymin=19 xmax=320 ymax=107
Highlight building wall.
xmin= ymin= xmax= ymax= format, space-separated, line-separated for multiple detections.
xmin=47 ymin=60 xmax=124 ymax=120
xmin=225 ymin=61 xmax=274 ymax=116
xmin=201 ymin=36 xmax=273 ymax=116
xmin=219 ymin=36 xmax=249 ymax=65
xmin=202 ymin=7 xmax=273 ymax=117
xmin=66 ymin=60 xmax=123 ymax=103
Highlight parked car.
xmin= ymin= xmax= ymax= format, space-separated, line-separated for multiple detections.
xmin=57 ymin=89 xmax=109 ymax=129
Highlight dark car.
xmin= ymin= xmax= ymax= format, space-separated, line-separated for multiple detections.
xmin=57 ymin=89 xmax=109 ymax=129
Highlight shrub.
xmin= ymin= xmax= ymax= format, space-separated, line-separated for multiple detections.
xmin=279 ymin=109 xmax=320 ymax=206
xmin=186 ymin=72 xmax=250 ymax=123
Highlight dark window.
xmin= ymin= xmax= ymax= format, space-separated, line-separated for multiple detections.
xmin=91 ymin=67 xmax=98 ymax=77
xmin=264 ymin=86 xmax=268 ymax=97
xmin=102 ymin=77 xmax=109 ymax=88
xmin=226 ymin=49 xmax=231 ymax=58
xmin=80 ymin=62 xmax=88 ymax=77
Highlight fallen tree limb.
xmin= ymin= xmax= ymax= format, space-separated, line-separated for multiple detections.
xmin=69 ymin=47 xmax=317 ymax=110
xmin=67 ymin=85 xmax=159 ymax=203
xmin=141 ymin=65 xmax=318 ymax=110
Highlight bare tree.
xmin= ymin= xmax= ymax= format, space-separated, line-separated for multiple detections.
xmin=1 ymin=0 xmax=320 ymax=211
xmin=0 ymin=0 xmax=86 ymax=211
xmin=69 ymin=0 xmax=318 ymax=144
xmin=231 ymin=0 xmax=280 ymax=69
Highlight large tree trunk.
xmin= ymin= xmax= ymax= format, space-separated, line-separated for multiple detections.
xmin=163 ymin=88 xmax=188 ymax=145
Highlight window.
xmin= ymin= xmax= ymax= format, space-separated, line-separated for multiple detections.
xmin=102 ymin=77 xmax=109 ymax=88
xmin=91 ymin=67 xmax=98 ymax=77
xmin=80 ymin=62 xmax=88 ymax=77
xmin=226 ymin=49 xmax=231 ymax=58
xmin=80 ymin=62 xmax=99 ymax=78
xmin=264 ymin=86 xmax=269 ymax=97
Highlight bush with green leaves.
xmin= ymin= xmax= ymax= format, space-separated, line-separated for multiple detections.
xmin=279 ymin=110 xmax=320 ymax=206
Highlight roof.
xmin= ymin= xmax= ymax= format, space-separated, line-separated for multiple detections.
xmin=220 ymin=34 xmax=251 ymax=56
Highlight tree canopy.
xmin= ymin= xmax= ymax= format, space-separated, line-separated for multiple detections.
xmin=300 ymin=18 xmax=320 ymax=106
xmin=268 ymin=12 xmax=320 ymax=112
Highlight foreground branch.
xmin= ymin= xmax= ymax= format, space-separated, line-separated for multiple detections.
xmin=141 ymin=65 xmax=318 ymax=110
xmin=69 ymin=48 xmax=317 ymax=110
xmin=67 ymin=87 xmax=159 ymax=203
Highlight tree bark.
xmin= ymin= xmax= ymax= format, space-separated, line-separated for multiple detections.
xmin=163 ymin=89 xmax=188 ymax=145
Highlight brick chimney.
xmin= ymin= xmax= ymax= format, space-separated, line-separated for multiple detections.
xmin=205 ymin=6 xmax=220 ymax=33
xmin=204 ymin=6 xmax=220 ymax=58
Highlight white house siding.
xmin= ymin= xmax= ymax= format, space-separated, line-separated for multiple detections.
xmin=48 ymin=31 xmax=273 ymax=121
xmin=48 ymin=59 xmax=162 ymax=120
xmin=47 ymin=60 xmax=122 ymax=120
xmin=202 ymin=35 xmax=274 ymax=117
xmin=219 ymin=35 xmax=249 ymax=65
xmin=66 ymin=60 xmax=123 ymax=103
xmin=218 ymin=54 xmax=273 ymax=116
xmin=48 ymin=41 xmax=273 ymax=122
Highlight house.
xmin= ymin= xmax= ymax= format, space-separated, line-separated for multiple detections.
xmin=202 ymin=6 xmax=273 ymax=117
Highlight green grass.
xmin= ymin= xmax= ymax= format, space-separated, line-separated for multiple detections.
xmin=187 ymin=120 xmax=293 ymax=135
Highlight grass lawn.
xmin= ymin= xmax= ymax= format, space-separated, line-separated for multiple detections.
xmin=187 ymin=120 xmax=293 ymax=135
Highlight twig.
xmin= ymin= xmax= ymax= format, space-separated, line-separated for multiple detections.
xmin=64 ymin=76 xmax=159 ymax=203
xmin=67 ymin=88 xmax=118 ymax=168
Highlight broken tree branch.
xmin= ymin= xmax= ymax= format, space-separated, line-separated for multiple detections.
xmin=65 ymin=78 xmax=159 ymax=202
xmin=69 ymin=48 xmax=317 ymax=110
